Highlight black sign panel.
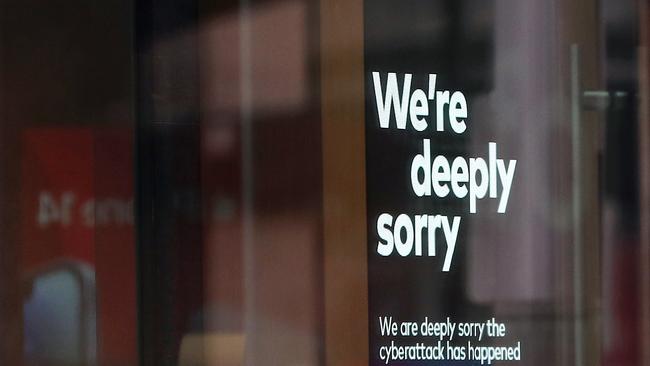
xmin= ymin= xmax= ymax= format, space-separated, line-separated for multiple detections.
xmin=364 ymin=1 xmax=526 ymax=365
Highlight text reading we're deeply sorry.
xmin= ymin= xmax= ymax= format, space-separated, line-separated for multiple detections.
xmin=371 ymin=72 xmax=518 ymax=271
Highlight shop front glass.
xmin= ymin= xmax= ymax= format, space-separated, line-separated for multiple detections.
xmin=0 ymin=0 xmax=649 ymax=365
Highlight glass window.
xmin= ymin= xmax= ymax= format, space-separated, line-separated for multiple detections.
xmin=0 ymin=0 xmax=648 ymax=365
